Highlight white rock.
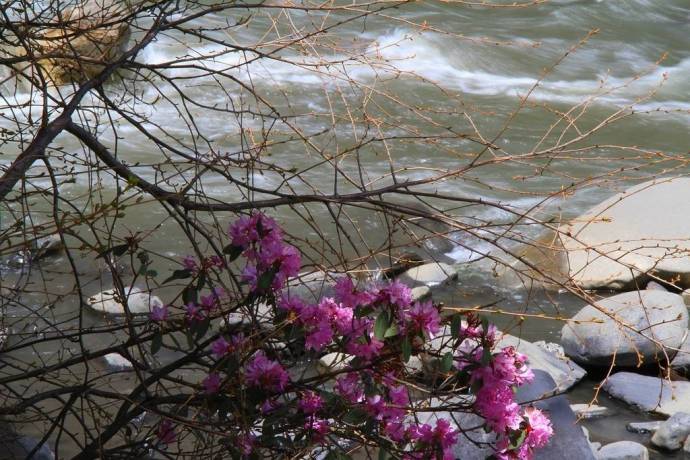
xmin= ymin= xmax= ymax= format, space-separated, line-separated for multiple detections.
xmin=398 ymin=262 xmax=457 ymax=287
xmin=682 ymin=288 xmax=690 ymax=306
xmin=87 ymin=286 xmax=162 ymax=315
xmin=103 ymin=353 xmax=133 ymax=370
xmin=561 ymin=290 xmax=688 ymax=367
xmin=560 ymin=177 xmax=690 ymax=290
xmin=317 ymin=352 xmax=353 ymax=373
xmin=626 ymin=421 xmax=662 ymax=434
xmin=570 ymin=404 xmax=613 ymax=419
xmin=410 ymin=286 xmax=431 ymax=301
xmin=595 ymin=441 xmax=648 ymax=460
xmin=651 ymin=412 xmax=690 ymax=450
xmin=603 ymin=372 xmax=690 ymax=416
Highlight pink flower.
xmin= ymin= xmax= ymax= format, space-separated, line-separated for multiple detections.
xmin=380 ymin=280 xmax=413 ymax=308
xmin=244 ymin=352 xmax=289 ymax=392
xmin=524 ymin=406 xmax=553 ymax=449
xmin=185 ymin=303 xmax=205 ymax=322
xmin=402 ymin=300 xmax=441 ymax=338
xmin=182 ymin=255 xmax=198 ymax=271
xmin=346 ymin=335 xmax=384 ymax=360
xmin=305 ymin=319 xmax=333 ymax=351
xmin=278 ymin=294 xmax=306 ymax=316
xmin=238 ymin=432 xmax=255 ymax=456
xmin=211 ymin=337 xmax=232 ymax=357
xmin=150 ymin=304 xmax=168 ymax=322
xmin=203 ymin=373 xmax=222 ymax=394
xmin=474 ymin=382 xmax=522 ymax=433
xmin=156 ymin=419 xmax=176 ymax=445
xmin=298 ymin=391 xmax=323 ymax=414
xmin=334 ymin=277 xmax=376 ymax=309
xmin=304 ymin=418 xmax=329 ymax=442
xmin=335 ymin=373 xmax=364 ymax=403
xmin=384 ymin=421 xmax=406 ymax=442
xmin=261 ymin=398 xmax=280 ymax=414
xmin=200 ymin=292 xmax=220 ymax=312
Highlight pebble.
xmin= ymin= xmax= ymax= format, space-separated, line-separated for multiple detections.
xmin=570 ymin=403 xmax=613 ymax=419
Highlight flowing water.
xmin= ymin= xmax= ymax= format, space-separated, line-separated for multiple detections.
xmin=1 ymin=0 xmax=690 ymax=457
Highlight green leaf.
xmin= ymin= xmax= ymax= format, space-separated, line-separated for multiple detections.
xmin=223 ymin=244 xmax=244 ymax=261
xmin=509 ymin=428 xmax=527 ymax=449
xmin=481 ymin=346 xmax=493 ymax=366
xmin=342 ymin=408 xmax=368 ymax=425
xmin=374 ymin=311 xmax=390 ymax=340
xmin=96 ymin=243 xmax=129 ymax=259
xmin=441 ymin=351 xmax=454 ymax=373
xmin=163 ymin=268 xmax=192 ymax=284
xmin=451 ymin=314 xmax=462 ymax=339
xmin=384 ymin=323 xmax=398 ymax=338
xmin=401 ymin=336 xmax=411 ymax=363
xmin=378 ymin=449 xmax=391 ymax=460
xmin=194 ymin=318 xmax=211 ymax=341
xmin=257 ymin=269 xmax=275 ymax=292
xmin=150 ymin=332 xmax=162 ymax=355
xmin=182 ymin=286 xmax=198 ymax=305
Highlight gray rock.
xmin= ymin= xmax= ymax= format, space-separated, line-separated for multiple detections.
xmin=595 ymin=441 xmax=648 ymax=460
xmin=602 ymin=372 xmax=690 ymax=416
xmin=683 ymin=435 xmax=690 ymax=454
xmin=516 ymin=370 xmax=596 ymax=460
xmin=103 ymin=353 xmax=133 ymax=370
xmin=0 ymin=425 xmax=54 ymax=460
xmin=570 ymin=404 xmax=613 ymax=419
xmin=559 ymin=177 xmax=690 ymax=290
xmin=650 ymin=412 xmax=690 ymax=450
xmin=581 ymin=426 xmax=602 ymax=455
xmin=425 ymin=327 xmax=585 ymax=391
xmin=534 ymin=341 xmax=566 ymax=357
xmin=398 ymin=262 xmax=457 ymax=287
xmin=646 ymin=281 xmax=668 ymax=291
xmin=682 ymin=289 xmax=690 ymax=306
xmin=87 ymin=286 xmax=163 ymax=315
xmin=31 ymin=233 xmax=64 ymax=259
xmin=410 ymin=286 xmax=431 ymax=302
xmin=626 ymin=421 xmax=662 ymax=434
xmin=561 ymin=290 xmax=688 ymax=367
xmin=317 ymin=352 xmax=352 ymax=373
xmin=671 ymin=331 xmax=690 ymax=374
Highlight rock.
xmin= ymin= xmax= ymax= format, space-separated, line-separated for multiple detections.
xmin=646 ymin=281 xmax=668 ymax=291
xmin=650 ymin=412 xmax=690 ymax=450
xmin=626 ymin=421 xmax=662 ymax=434
xmin=671 ymin=331 xmax=690 ymax=374
xmin=31 ymin=234 xmax=64 ymax=259
xmin=582 ymin=427 xmax=602 ymax=455
xmin=602 ymin=372 xmax=690 ymax=416
xmin=682 ymin=289 xmax=690 ymax=306
xmin=425 ymin=327 xmax=585 ymax=391
xmin=561 ymin=290 xmax=688 ymax=367
xmin=595 ymin=441 xmax=648 ymax=460
xmin=683 ymin=435 xmax=690 ymax=454
xmin=534 ymin=341 xmax=566 ymax=357
xmin=570 ymin=404 xmax=613 ymax=419
xmin=30 ymin=1 xmax=133 ymax=85
xmin=498 ymin=334 xmax=586 ymax=392
xmin=87 ymin=286 xmax=163 ymax=315
xmin=410 ymin=286 xmax=431 ymax=302
xmin=103 ymin=353 xmax=133 ymax=370
xmin=516 ymin=370 xmax=596 ymax=460
xmin=0 ymin=425 xmax=54 ymax=460
xmin=317 ymin=352 xmax=352 ymax=373
xmin=398 ymin=262 xmax=457 ymax=287
xmin=560 ymin=178 xmax=690 ymax=290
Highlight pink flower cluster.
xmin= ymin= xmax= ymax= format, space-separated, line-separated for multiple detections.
xmin=244 ymin=351 xmax=289 ymax=392
xmin=455 ymin=317 xmax=553 ymax=459
xmin=228 ymin=212 xmax=300 ymax=292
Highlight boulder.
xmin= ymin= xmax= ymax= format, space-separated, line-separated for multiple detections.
xmin=515 ymin=370 xmax=595 ymax=460
xmin=602 ymin=372 xmax=690 ymax=416
xmin=650 ymin=412 xmax=690 ymax=450
xmin=410 ymin=286 xmax=431 ymax=302
xmin=561 ymin=290 xmax=688 ymax=367
xmin=595 ymin=441 xmax=648 ymax=460
xmin=87 ymin=286 xmax=163 ymax=315
xmin=398 ymin=262 xmax=457 ymax=287
xmin=30 ymin=1 xmax=133 ymax=85
xmin=570 ymin=404 xmax=613 ymax=419
xmin=425 ymin=327 xmax=585 ymax=392
xmin=626 ymin=421 xmax=662 ymax=434
xmin=670 ymin=331 xmax=690 ymax=374
xmin=560 ymin=177 xmax=690 ymax=290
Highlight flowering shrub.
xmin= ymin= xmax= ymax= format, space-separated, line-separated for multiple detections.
xmin=149 ymin=212 xmax=552 ymax=459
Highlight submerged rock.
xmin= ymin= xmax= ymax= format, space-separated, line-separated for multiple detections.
xmin=561 ymin=290 xmax=688 ymax=367
xmin=626 ymin=421 xmax=662 ymax=434
xmin=87 ymin=286 xmax=163 ymax=315
xmin=602 ymin=372 xmax=690 ymax=416
xmin=595 ymin=441 xmax=648 ymax=460
xmin=398 ymin=262 xmax=457 ymax=287
xmin=560 ymin=178 xmax=690 ymax=290
xmin=650 ymin=412 xmax=690 ymax=450
xmin=570 ymin=404 xmax=613 ymax=419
